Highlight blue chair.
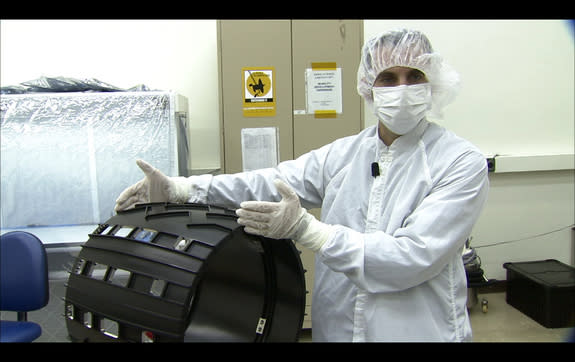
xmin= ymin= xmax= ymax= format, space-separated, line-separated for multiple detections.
xmin=1 ymin=231 xmax=49 ymax=342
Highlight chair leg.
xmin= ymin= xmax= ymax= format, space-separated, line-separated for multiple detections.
xmin=17 ymin=312 xmax=28 ymax=321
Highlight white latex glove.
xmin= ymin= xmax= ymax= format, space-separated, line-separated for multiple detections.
xmin=236 ymin=179 xmax=335 ymax=252
xmin=114 ymin=159 xmax=191 ymax=212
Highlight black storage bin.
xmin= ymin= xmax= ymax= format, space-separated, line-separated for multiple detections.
xmin=503 ymin=259 xmax=575 ymax=328
xmin=64 ymin=203 xmax=306 ymax=342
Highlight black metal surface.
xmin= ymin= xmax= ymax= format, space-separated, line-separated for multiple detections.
xmin=64 ymin=203 xmax=306 ymax=342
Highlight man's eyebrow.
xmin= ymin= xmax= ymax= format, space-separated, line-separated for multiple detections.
xmin=376 ymin=70 xmax=395 ymax=78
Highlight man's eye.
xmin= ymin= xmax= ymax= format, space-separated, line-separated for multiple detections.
xmin=376 ymin=74 xmax=396 ymax=85
xmin=409 ymin=71 xmax=426 ymax=83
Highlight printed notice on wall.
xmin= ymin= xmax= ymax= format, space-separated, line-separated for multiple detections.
xmin=243 ymin=67 xmax=276 ymax=117
xmin=305 ymin=67 xmax=342 ymax=116
xmin=241 ymin=127 xmax=279 ymax=172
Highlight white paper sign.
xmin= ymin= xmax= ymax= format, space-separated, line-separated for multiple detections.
xmin=241 ymin=127 xmax=279 ymax=172
xmin=305 ymin=68 xmax=342 ymax=114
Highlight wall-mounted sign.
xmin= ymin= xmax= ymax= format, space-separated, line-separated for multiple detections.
xmin=305 ymin=62 xmax=342 ymax=118
xmin=240 ymin=127 xmax=279 ymax=171
xmin=243 ymin=67 xmax=276 ymax=117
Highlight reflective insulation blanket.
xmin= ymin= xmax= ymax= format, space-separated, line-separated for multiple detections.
xmin=0 ymin=91 xmax=189 ymax=229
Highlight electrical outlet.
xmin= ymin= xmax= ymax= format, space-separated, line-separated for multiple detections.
xmin=486 ymin=157 xmax=496 ymax=173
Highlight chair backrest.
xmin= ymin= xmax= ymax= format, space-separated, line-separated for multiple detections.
xmin=0 ymin=231 xmax=49 ymax=311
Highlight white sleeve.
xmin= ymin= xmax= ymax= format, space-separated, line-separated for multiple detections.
xmin=185 ymin=144 xmax=334 ymax=209
xmin=186 ymin=174 xmax=214 ymax=204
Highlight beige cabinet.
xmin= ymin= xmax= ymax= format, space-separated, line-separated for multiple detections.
xmin=217 ymin=19 xmax=364 ymax=329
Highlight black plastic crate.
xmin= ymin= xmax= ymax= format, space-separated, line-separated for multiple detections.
xmin=503 ymin=259 xmax=575 ymax=328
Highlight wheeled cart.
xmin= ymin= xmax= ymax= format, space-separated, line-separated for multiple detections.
xmin=467 ymin=277 xmax=497 ymax=313
xmin=463 ymin=238 xmax=495 ymax=313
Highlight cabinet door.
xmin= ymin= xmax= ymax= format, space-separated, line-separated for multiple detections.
xmin=291 ymin=20 xmax=363 ymax=158
xmin=218 ymin=20 xmax=294 ymax=174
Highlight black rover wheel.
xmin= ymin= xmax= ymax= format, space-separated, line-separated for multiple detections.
xmin=64 ymin=203 xmax=306 ymax=342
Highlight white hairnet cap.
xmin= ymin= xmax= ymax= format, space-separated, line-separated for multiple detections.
xmin=357 ymin=29 xmax=460 ymax=119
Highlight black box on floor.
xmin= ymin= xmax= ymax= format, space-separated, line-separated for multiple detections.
xmin=503 ymin=259 xmax=575 ymax=328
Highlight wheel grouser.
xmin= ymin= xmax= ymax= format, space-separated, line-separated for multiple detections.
xmin=64 ymin=202 xmax=306 ymax=342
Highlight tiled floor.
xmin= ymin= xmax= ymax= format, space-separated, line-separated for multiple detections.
xmin=467 ymin=292 xmax=572 ymax=342
xmin=3 ymin=280 xmax=571 ymax=343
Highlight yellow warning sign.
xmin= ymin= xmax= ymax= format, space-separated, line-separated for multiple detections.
xmin=243 ymin=67 xmax=276 ymax=117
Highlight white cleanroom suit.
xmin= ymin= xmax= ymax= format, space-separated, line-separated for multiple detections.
xmin=187 ymin=119 xmax=489 ymax=342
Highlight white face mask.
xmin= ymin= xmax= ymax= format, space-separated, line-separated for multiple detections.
xmin=372 ymin=83 xmax=432 ymax=135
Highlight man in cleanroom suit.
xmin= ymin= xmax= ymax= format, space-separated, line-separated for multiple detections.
xmin=115 ymin=29 xmax=489 ymax=342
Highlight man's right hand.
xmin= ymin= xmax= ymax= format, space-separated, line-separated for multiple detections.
xmin=114 ymin=159 xmax=191 ymax=212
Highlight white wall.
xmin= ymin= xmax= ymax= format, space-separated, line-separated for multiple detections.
xmin=2 ymin=19 xmax=573 ymax=280
xmin=0 ymin=19 xmax=221 ymax=170
xmin=472 ymin=170 xmax=574 ymax=280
